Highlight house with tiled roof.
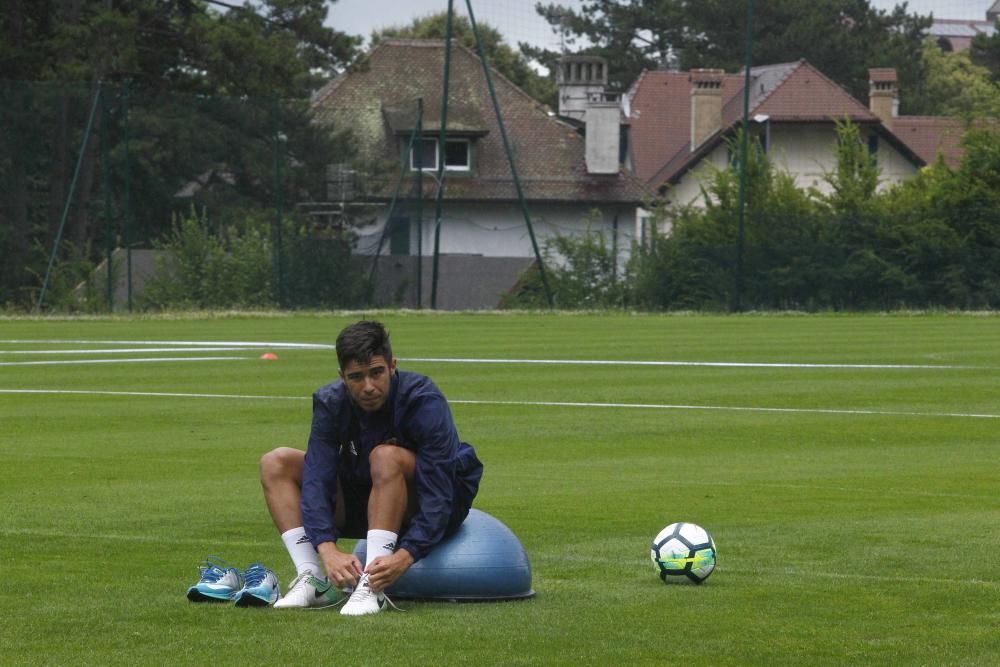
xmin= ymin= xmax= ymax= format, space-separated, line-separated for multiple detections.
xmin=626 ymin=59 xmax=979 ymax=218
xmin=310 ymin=39 xmax=648 ymax=308
xmin=929 ymin=2 xmax=998 ymax=52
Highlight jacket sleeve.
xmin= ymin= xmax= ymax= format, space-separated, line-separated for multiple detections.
xmin=397 ymin=392 xmax=461 ymax=562
xmin=301 ymin=392 xmax=341 ymax=549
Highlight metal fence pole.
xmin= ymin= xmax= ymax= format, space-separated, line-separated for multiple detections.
xmin=36 ymin=83 xmax=102 ymax=312
xmin=430 ymin=0 xmax=455 ymax=310
xmin=735 ymin=0 xmax=755 ymax=313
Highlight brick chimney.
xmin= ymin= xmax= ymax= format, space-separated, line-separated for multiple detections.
xmin=690 ymin=69 xmax=724 ymax=150
xmin=869 ymin=68 xmax=898 ymax=130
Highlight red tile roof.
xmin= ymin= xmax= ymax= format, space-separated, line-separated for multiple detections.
xmin=313 ymin=39 xmax=649 ymax=204
xmin=891 ymin=117 xmax=1000 ymax=169
xmin=750 ymin=61 xmax=877 ymax=122
xmin=629 ymin=60 xmax=918 ymax=189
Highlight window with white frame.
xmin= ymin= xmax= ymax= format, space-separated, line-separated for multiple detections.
xmin=409 ymin=137 xmax=471 ymax=172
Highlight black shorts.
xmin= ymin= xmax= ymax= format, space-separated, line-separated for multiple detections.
xmin=336 ymin=472 xmax=372 ymax=539
xmin=335 ymin=471 xmax=476 ymax=540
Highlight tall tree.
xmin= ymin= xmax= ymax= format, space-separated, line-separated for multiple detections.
xmin=911 ymin=39 xmax=1000 ymax=118
xmin=371 ymin=12 xmax=557 ymax=107
xmin=970 ymin=18 xmax=1000 ymax=85
xmin=0 ymin=0 xmax=361 ymax=308
xmin=527 ymin=0 xmax=931 ymax=106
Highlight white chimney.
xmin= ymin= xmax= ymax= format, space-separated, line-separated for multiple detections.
xmin=558 ymin=55 xmax=621 ymax=174
xmin=557 ymin=55 xmax=609 ymax=121
xmin=585 ymin=93 xmax=621 ymax=174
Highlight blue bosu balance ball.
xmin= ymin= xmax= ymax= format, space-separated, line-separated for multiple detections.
xmin=353 ymin=509 xmax=534 ymax=601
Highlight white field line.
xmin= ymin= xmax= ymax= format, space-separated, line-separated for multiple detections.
xmin=0 ymin=347 xmax=256 ymax=355
xmin=0 ymin=357 xmax=250 ymax=367
xmin=0 ymin=339 xmax=980 ymax=369
xmin=1 ymin=388 xmax=998 ymax=419
xmin=404 ymin=357 xmax=975 ymax=370
xmin=0 ymin=339 xmax=335 ymax=349
xmin=449 ymin=399 xmax=1000 ymax=420
xmin=0 ymin=388 xmax=294 ymax=400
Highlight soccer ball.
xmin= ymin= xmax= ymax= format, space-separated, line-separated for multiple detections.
xmin=651 ymin=522 xmax=717 ymax=584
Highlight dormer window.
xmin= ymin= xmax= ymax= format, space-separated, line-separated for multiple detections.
xmin=410 ymin=137 xmax=471 ymax=172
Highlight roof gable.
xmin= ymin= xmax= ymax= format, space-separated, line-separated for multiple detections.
xmin=630 ymin=60 xmax=887 ymax=188
xmin=751 ymin=62 xmax=877 ymax=122
xmin=312 ymin=39 xmax=648 ymax=204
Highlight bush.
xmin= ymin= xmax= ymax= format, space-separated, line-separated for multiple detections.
xmin=501 ymin=219 xmax=624 ymax=309
xmin=628 ymin=122 xmax=1000 ymax=311
xmin=140 ymin=208 xmax=369 ymax=310
xmin=27 ymin=239 xmax=105 ymax=314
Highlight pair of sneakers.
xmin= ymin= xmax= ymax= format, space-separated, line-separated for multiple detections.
xmin=186 ymin=557 xmax=280 ymax=607
xmin=276 ymin=570 xmax=387 ymax=616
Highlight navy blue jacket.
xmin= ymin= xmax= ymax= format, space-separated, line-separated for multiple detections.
xmin=300 ymin=369 xmax=482 ymax=561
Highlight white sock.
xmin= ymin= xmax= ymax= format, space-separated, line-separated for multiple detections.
xmin=281 ymin=527 xmax=325 ymax=580
xmin=365 ymin=529 xmax=398 ymax=569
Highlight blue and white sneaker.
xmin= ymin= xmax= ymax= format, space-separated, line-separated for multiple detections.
xmin=187 ymin=556 xmax=242 ymax=602
xmin=233 ymin=563 xmax=280 ymax=607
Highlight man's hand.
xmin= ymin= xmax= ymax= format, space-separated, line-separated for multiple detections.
xmin=365 ymin=548 xmax=415 ymax=592
xmin=316 ymin=541 xmax=363 ymax=589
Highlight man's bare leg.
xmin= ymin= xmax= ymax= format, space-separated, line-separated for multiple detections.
xmin=341 ymin=444 xmax=418 ymax=615
xmin=260 ymin=447 xmax=319 ymax=574
xmin=261 ymin=447 xmax=344 ymax=608
xmin=260 ymin=447 xmax=306 ymax=533
xmin=367 ymin=444 xmax=417 ymax=533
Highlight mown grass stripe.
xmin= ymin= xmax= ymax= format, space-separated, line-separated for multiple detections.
xmin=2 ymin=388 xmax=997 ymax=419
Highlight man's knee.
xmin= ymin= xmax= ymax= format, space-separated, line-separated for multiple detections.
xmin=260 ymin=447 xmax=304 ymax=487
xmin=369 ymin=444 xmax=415 ymax=483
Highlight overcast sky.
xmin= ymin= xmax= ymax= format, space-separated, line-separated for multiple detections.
xmin=872 ymin=0 xmax=993 ymax=19
xmin=324 ymin=0 xmax=995 ymax=50
xmin=324 ymin=0 xmax=584 ymax=50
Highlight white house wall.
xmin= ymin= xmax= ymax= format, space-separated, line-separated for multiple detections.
xmin=767 ymin=123 xmax=916 ymax=192
xmin=874 ymin=134 xmax=918 ymax=185
xmin=667 ymin=145 xmax=729 ymax=207
xmin=356 ymin=201 xmax=638 ymax=265
xmin=767 ymin=124 xmax=837 ymax=191
xmin=667 ymin=123 xmax=918 ymax=209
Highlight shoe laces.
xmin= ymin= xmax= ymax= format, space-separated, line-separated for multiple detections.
xmin=283 ymin=571 xmax=317 ymax=597
xmin=353 ymin=574 xmax=403 ymax=612
xmin=242 ymin=563 xmax=272 ymax=588
xmin=197 ymin=556 xmax=238 ymax=584
xmin=284 ymin=572 xmax=308 ymax=592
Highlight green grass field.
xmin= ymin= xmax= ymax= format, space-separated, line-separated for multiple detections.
xmin=1 ymin=312 xmax=997 ymax=665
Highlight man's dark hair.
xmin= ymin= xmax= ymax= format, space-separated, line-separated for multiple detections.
xmin=335 ymin=320 xmax=393 ymax=370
